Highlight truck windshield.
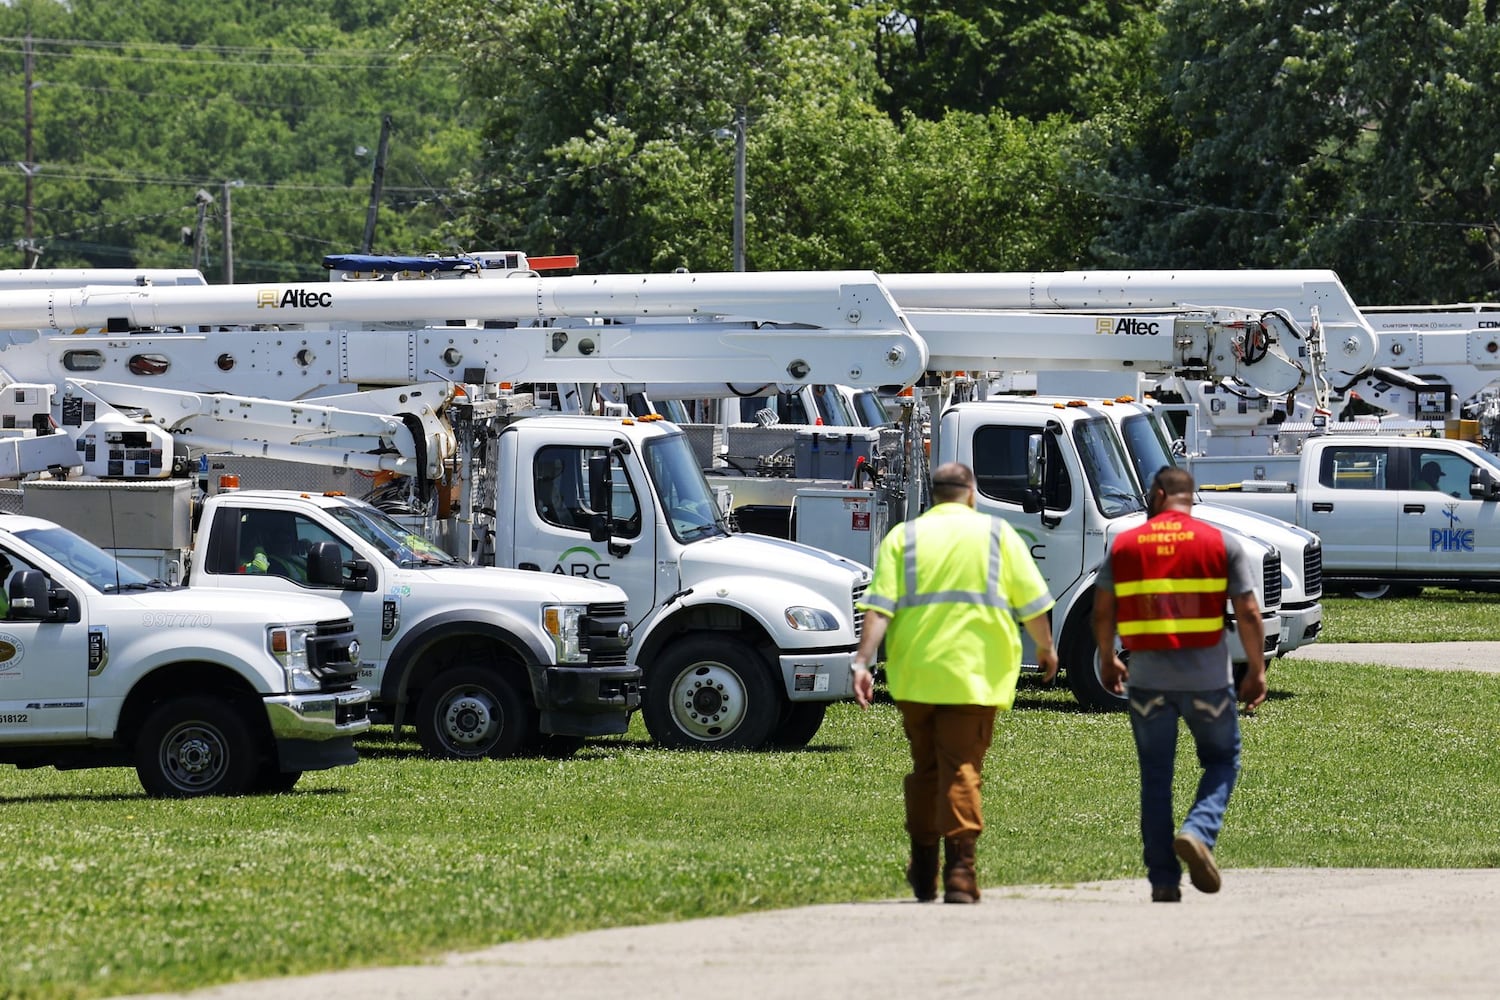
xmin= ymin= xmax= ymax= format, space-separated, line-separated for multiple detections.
xmin=328 ymin=505 xmax=460 ymax=568
xmin=1073 ymin=418 xmax=1144 ymax=518
xmin=1117 ymin=411 xmax=1178 ymax=491
xmin=851 ymin=389 xmax=894 ymax=428
xmin=644 ymin=433 xmax=728 ymax=543
xmin=14 ymin=525 xmax=157 ymax=592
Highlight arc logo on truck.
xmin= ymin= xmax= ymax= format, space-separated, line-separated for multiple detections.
xmin=1096 ymin=317 xmax=1160 ymax=336
xmin=257 ymin=289 xmax=334 ymax=309
xmin=552 ymin=545 xmax=611 ymax=580
xmin=1431 ymin=505 xmax=1475 ymax=553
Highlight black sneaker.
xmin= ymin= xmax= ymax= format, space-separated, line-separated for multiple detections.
xmin=1173 ymin=832 xmax=1222 ymax=893
xmin=1151 ymin=884 xmax=1182 ymax=903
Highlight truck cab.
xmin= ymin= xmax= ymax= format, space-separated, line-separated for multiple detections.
xmin=188 ymin=490 xmax=639 ymax=759
xmin=938 ymin=401 xmax=1283 ymax=709
xmin=490 ymin=413 xmax=871 ymax=750
xmin=0 ymin=513 xmax=368 ymax=796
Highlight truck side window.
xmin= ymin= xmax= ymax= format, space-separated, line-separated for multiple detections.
xmin=235 ymin=510 xmax=308 ymax=582
xmin=972 ymin=425 xmax=1072 ymax=509
xmin=534 ymin=445 xmax=641 ymax=537
xmin=1410 ymin=452 xmax=1466 ymax=496
xmin=1319 ymin=447 xmax=1390 ymax=490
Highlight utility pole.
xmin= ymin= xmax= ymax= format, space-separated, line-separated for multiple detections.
xmin=21 ymin=33 xmax=38 ymax=267
xmin=192 ymin=189 xmax=213 ymax=270
xmin=361 ymin=114 xmax=392 ymax=253
xmin=732 ymin=107 xmax=746 ymax=272
xmin=222 ymin=180 xmax=240 ymax=283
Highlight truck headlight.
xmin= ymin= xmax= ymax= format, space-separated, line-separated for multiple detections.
xmin=543 ymin=604 xmax=587 ymax=664
xmin=269 ymin=624 xmax=321 ymax=692
xmin=785 ymin=606 xmax=839 ymax=631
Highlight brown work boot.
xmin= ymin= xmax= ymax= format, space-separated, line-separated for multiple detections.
xmin=942 ymin=837 xmax=980 ymax=904
xmin=906 ymin=841 xmax=939 ymax=902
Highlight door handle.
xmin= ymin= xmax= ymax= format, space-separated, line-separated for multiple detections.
xmin=519 ymin=562 xmax=540 ymax=571
xmin=1311 ymin=502 xmax=1334 ymax=513
xmin=1403 ymin=504 xmax=1425 ymax=514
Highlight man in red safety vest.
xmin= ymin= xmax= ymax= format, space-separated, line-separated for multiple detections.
xmin=1094 ymin=465 xmax=1268 ymax=903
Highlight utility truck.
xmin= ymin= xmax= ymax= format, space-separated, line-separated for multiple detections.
xmin=0 ymin=505 xmax=368 ymax=797
xmin=0 ymin=261 xmax=1369 ymax=715
xmin=1189 ymin=434 xmax=1500 ymax=596
xmin=0 ymin=264 xmax=906 ymax=750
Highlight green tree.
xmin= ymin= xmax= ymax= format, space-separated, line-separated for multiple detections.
xmin=0 ymin=0 xmax=477 ymax=279
xmin=874 ymin=1 xmax=1160 ymax=123
xmin=397 ymin=0 xmax=882 ymax=271
xmin=1097 ymin=0 xmax=1500 ymax=303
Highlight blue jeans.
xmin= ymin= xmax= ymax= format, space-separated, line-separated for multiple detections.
xmin=1127 ymin=685 xmax=1241 ymax=888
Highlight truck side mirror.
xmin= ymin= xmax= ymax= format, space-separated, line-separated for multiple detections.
xmin=1021 ymin=432 xmax=1045 ymax=513
xmin=1470 ymin=468 xmax=1500 ymax=501
xmin=8 ymin=569 xmax=75 ymax=623
xmin=587 ymin=454 xmax=615 ymax=542
xmin=306 ymin=541 xmax=376 ymax=592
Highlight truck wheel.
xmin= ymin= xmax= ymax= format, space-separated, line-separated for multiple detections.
xmin=1350 ymin=584 xmax=1422 ymax=600
xmin=643 ymin=637 xmax=779 ymax=750
xmin=1061 ymin=614 xmax=1128 ymax=713
xmin=525 ymin=732 xmax=587 ymax=759
xmin=252 ymin=764 xmax=303 ymax=794
xmin=415 ymin=665 xmax=528 ymax=760
xmin=768 ymin=702 xmax=827 ymax=750
xmin=135 ymin=696 xmax=260 ymax=798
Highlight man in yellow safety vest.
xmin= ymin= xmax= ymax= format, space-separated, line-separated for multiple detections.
xmin=852 ymin=462 xmax=1057 ymax=904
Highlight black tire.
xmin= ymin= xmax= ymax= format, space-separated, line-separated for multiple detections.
xmin=134 ymin=696 xmax=261 ymax=798
xmin=527 ymin=733 xmax=587 ymax=759
xmin=252 ymin=764 xmax=303 ymax=794
xmin=1060 ymin=601 xmax=1128 ymax=712
xmin=768 ymin=701 xmax=827 ymax=750
xmin=1349 ymin=583 xmax=1423 ymax=600
xmin=415 ymin=664 xmax=530 ymax=759
xmin=643 ymin=636 xmax=780 ymax=750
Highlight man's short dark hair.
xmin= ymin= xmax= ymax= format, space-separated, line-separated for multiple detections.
xmin=1149 ymin=465 xmax=1195 ymax=498
xmin=930 ymin=461 xmax=975 ymax=503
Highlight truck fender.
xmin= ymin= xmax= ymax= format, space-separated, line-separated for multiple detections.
xmin=1052 ymin=569 xmax=1099 ymax=661
xmin=630 ymin=572 xmax=838 ymax=663
xmin=379 ymin=610 xmax=546 ymax=717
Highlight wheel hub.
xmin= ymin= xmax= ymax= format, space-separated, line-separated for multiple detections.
xmin=444 ymin=694 xmax=496 ymax=749
xmin=671 ymin=663 xmax=746 ymax=740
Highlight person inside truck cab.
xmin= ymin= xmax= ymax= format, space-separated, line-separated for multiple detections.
xmin=1415 ymin=461 xmax=1445 ymax=491
xmin=237 ymin=514 xmax=307 ymax=581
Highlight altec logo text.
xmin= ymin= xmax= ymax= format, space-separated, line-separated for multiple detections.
xmin=1095 ymin=317 xmax=1161 ymax=336
xmin=257 ymin=289 xmax=334 ymax=309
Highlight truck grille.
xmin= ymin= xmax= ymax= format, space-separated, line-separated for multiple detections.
xmin=1261 ymin=552 xmax=1283 ymax=610
xmin=1303 ymin=543 xmax=1323 ymax=599
xmin=582 ymin=601 xmax=632 ymax=667
xmin=309 ymin=617 xmax=361 ymax=691
xmin=852 ymin=582 xmax=868 ymax=638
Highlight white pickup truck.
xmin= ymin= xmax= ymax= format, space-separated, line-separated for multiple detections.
xmin=1190 ymin=435 xmax=1500 ymax=595
xmin=0 ymin=513 xmax=369 ymax=797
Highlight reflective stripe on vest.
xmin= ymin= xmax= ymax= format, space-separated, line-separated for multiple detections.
xmin=897 ymin=518 xmax=1010 ymax=613
xmin=1112 ymin=514 xmax=1226 ymax=651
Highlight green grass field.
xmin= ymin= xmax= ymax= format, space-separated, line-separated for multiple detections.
xmin=2 ymin=592 xmax=1498 ymax=999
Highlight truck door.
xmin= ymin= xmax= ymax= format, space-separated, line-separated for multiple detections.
xmin=1395 ymin=447 xmax=1500 ymax=575
xmin=0 ymin=545 xmax=88 ymax=739
xmin=516 ymin=444 xmax=656 ymax=626
xmin=1309 ymin=444 xmax=1399 ymax=572
xmin=200 ymin=507 xmax=391 ymax=684
xmin=967 ymin=420 xmax=1088 ymax=596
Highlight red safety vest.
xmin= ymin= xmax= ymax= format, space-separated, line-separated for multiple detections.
xmin=1110 ymin=511 xmax=1227 ymax=651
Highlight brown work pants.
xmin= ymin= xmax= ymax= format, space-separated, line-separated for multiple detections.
xmin=897 ymin=701 xmax=998 ymax=843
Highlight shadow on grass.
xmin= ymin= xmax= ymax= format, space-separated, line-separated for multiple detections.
xmin=0 ymin=785 xmax=351 ymax=805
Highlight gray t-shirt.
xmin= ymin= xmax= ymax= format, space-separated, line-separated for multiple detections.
xmin=1096 ymin=526 xmax=1259 ymax=692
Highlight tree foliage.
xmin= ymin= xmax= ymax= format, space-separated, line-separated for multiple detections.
xmin=0 ymin=0 xmax=479 ymax=279
xmin=1097 ymin=0 xmax=1500 ymax=303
